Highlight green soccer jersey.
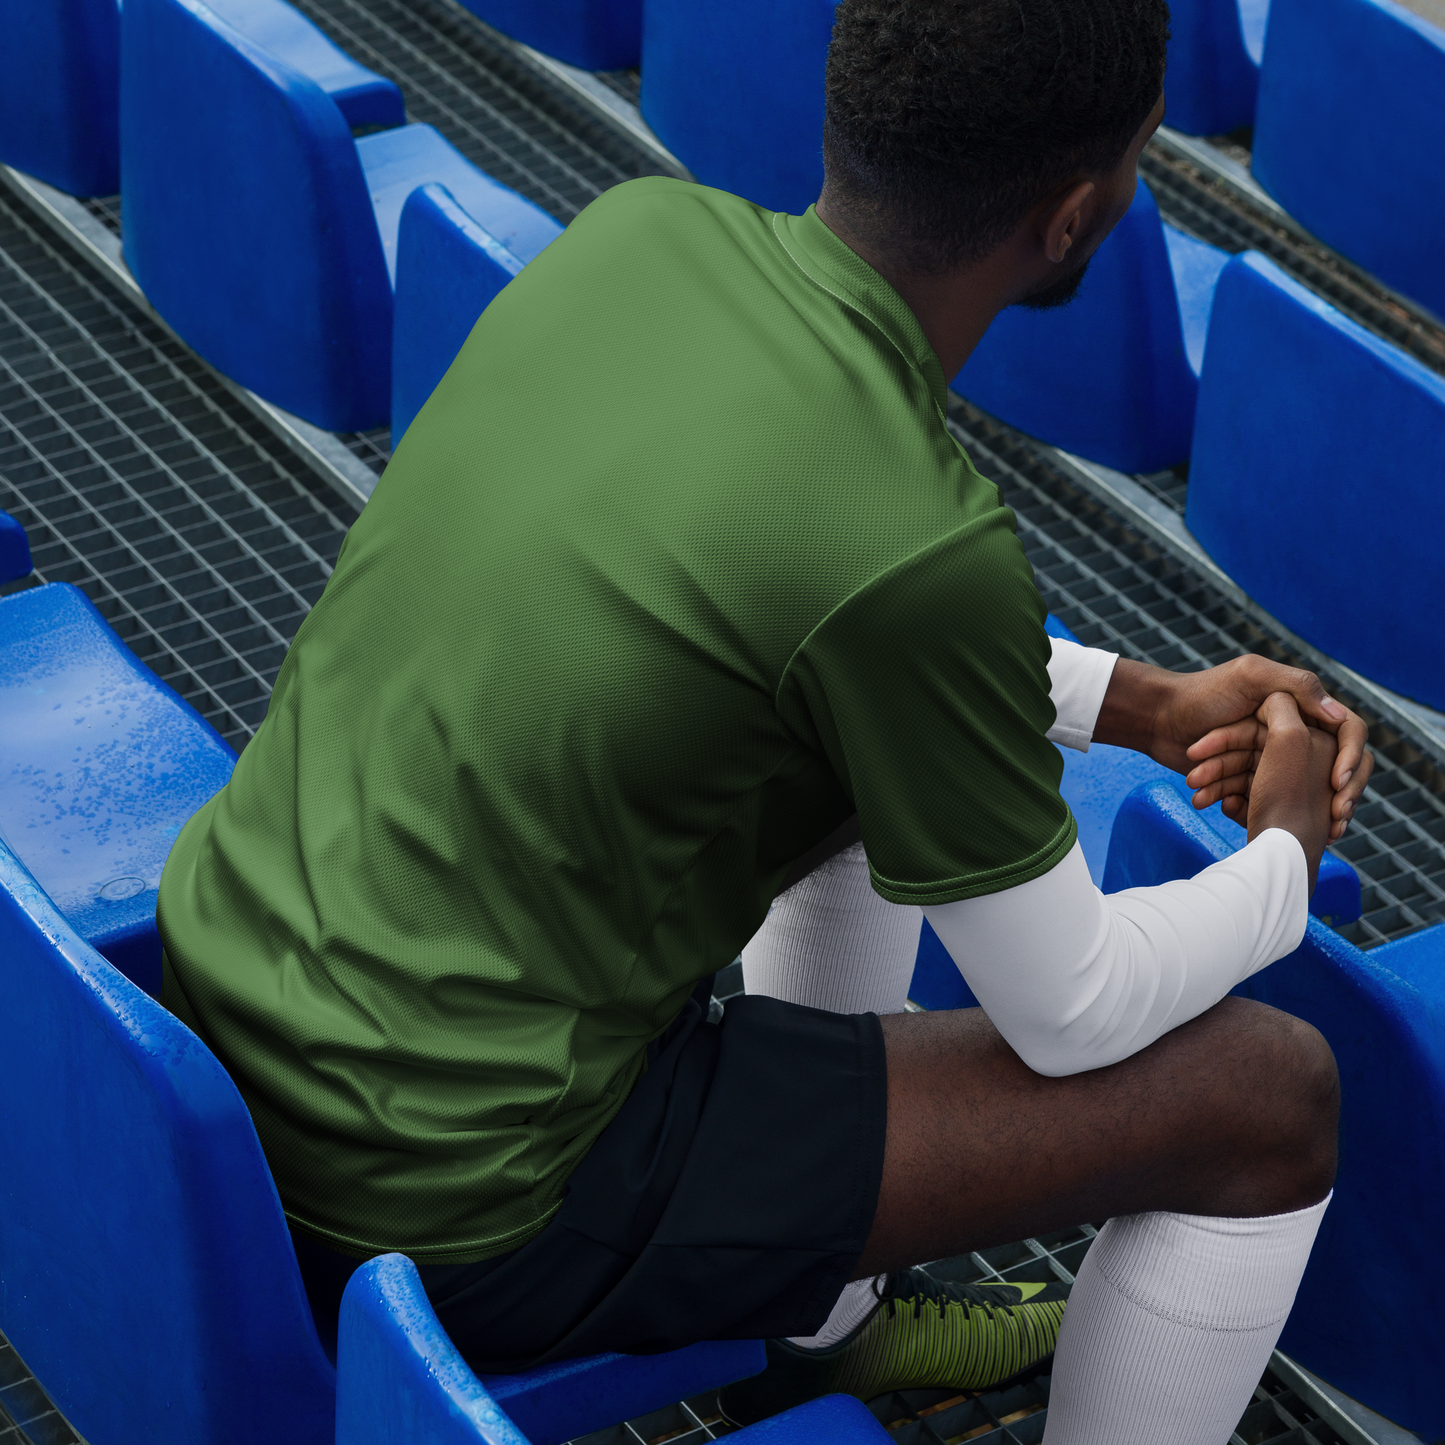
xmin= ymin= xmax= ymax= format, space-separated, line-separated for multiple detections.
xmin=158 ymin=178 xmax=1074 ymax=1263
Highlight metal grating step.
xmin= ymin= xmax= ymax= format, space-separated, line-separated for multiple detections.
xmin=0 ymin=1332 xmax=81 ymax=1445
xmin=0 ymin=186 xmax=358 ymax=751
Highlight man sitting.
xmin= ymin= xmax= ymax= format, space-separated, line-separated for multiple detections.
xmin=158 ymin=1 xmax=1372 ymax=1440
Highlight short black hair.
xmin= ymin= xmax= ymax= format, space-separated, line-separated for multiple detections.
xmin=823 ymin=0 xmax=1171 ymax=273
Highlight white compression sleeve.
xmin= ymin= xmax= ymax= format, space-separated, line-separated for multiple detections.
xmin=1044 ymin=1195 xmax=1331 ymax=1445
xmin=742 ymin=841 xmax=921 ymax=1016
xmin=923 ymin=832 xmax=1309 ymax=1076
xmin=1046 ymin=638 xmax=1118 ymax=752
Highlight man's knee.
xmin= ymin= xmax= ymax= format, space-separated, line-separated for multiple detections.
xmin=1213 ymin=998 xmax=1339 ymax=1204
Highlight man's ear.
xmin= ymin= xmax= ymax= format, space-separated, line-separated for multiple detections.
xmin=1042 ymin=180 xmax=1096 ymax=265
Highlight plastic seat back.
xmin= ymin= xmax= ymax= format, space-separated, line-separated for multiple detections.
xmin=1185 ymin=251 xmax=1445 ymax=710
xmin=954 ymin=182 xmax=1227 ymax=474
xmin=391 ymin=182 xmax=563 ymax=446
xmin=0 ymin=583 xmax=237 ymax=995
xmin=1162 ymin=0 xmax=1268 ymax=135
xmin=1252 ymin=0 xmax=1445 ymax=322
xmin=456 ymin=0 xmax=641 ymax=71
xmin=640 ymin=0 xmax=839 ymax=215
xmin=0 ymin=0 xmax=120 ymax=196
xmin=203 ymin=0 xmax=405 ymax=130
xmin=0 ymin=837 xmax=335 ymax=1445
xmin=338 ymin=1255 xmax=768 ymax=1445
xmin=122 ymin=0 xmax=395 ymax=430
xmin=0 ymin=506 xmax=32 ymax=581
xmin=1104 ymin=779 xmax=1445 ymax=1441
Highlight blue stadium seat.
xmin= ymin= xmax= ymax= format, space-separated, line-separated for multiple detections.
xmin=1104 ymin=779 xmax=1445 ymax=1442
xmin=954 ymin=181 xmax=1230 ymax=474
xmin=640 ymin=0 xmax=837 ymax=216
xmin=391 ymin=182 xmax=562 ymax=448
xmin=1185 ymin=251 xmax=1445 ymax=711
xmin=0 ymin=0 xmax=120 ymax=197
xmin=454 ymin=0 xmax=641 ymax=71
xmin=0 ymin=832 xmax=335 ymax=1445
xmin=0 ymin=506 xmax=32 ymax=581
xmin=0 ymin=582 xmax=236 ymax=996
xmin=1252 ymin=0 xmax=1445 ymax=323
xmin=1161 ymin=0 xmax=1269 ymax=136
xmin=122 ymin=0 xmax=557 ymax=432
xmin=908 ymin=613 xmax=1359 ymax=1007
xmin=203 ymin=0 xmax=406 ymax=128
xmin=337 ymin=1254 xmax=882 ymax=1445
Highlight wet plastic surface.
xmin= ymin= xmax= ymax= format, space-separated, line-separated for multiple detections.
xmin=0 ymin=582 xmax=236 ymax=994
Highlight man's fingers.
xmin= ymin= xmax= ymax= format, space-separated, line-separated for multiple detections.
xmin=1330 ymin=734 xmax=1374 ymax=835
xmin=1244 ymin=655 xmax=1348 ymax=731
xmin=1331 ymin=714 xmax=1371 ymax=794
xmin=1185 ymin=718 xmax=1262 ymax=763
xmin=1256 ymin=691 xmax=1309 ymax=735
xmin=1191 ymin=773 xmax=1253 ymax=810
xmin=1185 ymin=748 xmax=1260 ymax=790
xmin=1222 ymin=794 xmax=1249 ymax=825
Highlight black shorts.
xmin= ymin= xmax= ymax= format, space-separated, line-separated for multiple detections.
xmin=293 ymin=982 xmax=888 ymax=1373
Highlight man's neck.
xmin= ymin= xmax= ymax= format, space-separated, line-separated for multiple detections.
xmin=812 ymin=197 xmax=1014 ymax=380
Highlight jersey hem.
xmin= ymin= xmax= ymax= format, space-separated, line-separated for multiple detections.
xmin=283 ymin=1200 xmax=562 ymax=1266
xmin=869 ymin=812 xmax=1078 ymax=906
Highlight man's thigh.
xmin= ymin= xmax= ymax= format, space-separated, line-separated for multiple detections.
xmin=854 ymin=997 xmax=1339 ymax=1279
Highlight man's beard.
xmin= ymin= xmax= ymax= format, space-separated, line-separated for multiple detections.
xmin=1015 ymin=254 xmax=1093 ymax=311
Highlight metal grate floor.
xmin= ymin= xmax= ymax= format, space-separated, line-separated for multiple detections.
xmin=78 ymin=194 xmax=121 ymax=238
xmin=0 ymin=1334 xmax=79 ymax=1445
xmin=0 ymin=186 xmax=358 ymax=752
xmin=949 ymin=397 xmax=1445 ymax=951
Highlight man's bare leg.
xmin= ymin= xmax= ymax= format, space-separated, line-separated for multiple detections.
xmin=860 ymin=998 xmax=1338 ymax=1444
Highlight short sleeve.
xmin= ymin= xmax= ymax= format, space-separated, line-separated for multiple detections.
xmin=775 ymin=509 xmax=1076 ymax=905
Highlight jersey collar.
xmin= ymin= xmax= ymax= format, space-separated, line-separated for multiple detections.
xmin=771 ymin=205 xmax=948 ymax=412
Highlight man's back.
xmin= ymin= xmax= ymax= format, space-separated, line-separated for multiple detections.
xmin=157 ymin=177 xmax=1065 ymax=1264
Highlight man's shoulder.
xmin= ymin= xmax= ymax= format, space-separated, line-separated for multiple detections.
xmin=564 ymin=177 xmax=778 ymax=260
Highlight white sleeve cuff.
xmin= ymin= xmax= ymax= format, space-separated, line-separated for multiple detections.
xmin=1046 ymin=637 xmax=1119 ymax=752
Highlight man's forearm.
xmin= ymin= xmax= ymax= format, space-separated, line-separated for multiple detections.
xmin=923 ymin=833 xmax=1310 ymax=1076
xmin=1091 ymin=656 xmax=1178 ymax=757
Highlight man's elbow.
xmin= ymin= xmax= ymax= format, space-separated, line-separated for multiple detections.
xmin=993 ymin=1017 xmax=1140 ymax=1079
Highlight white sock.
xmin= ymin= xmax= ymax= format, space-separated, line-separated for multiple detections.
xmin=742 ymin=842 xmax=922 ymax=1016
xmin=787 ymin=1275 xmax=882 ymax=1350
xmin=1043 ymin=1193 xmax=1332 ymax=1445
